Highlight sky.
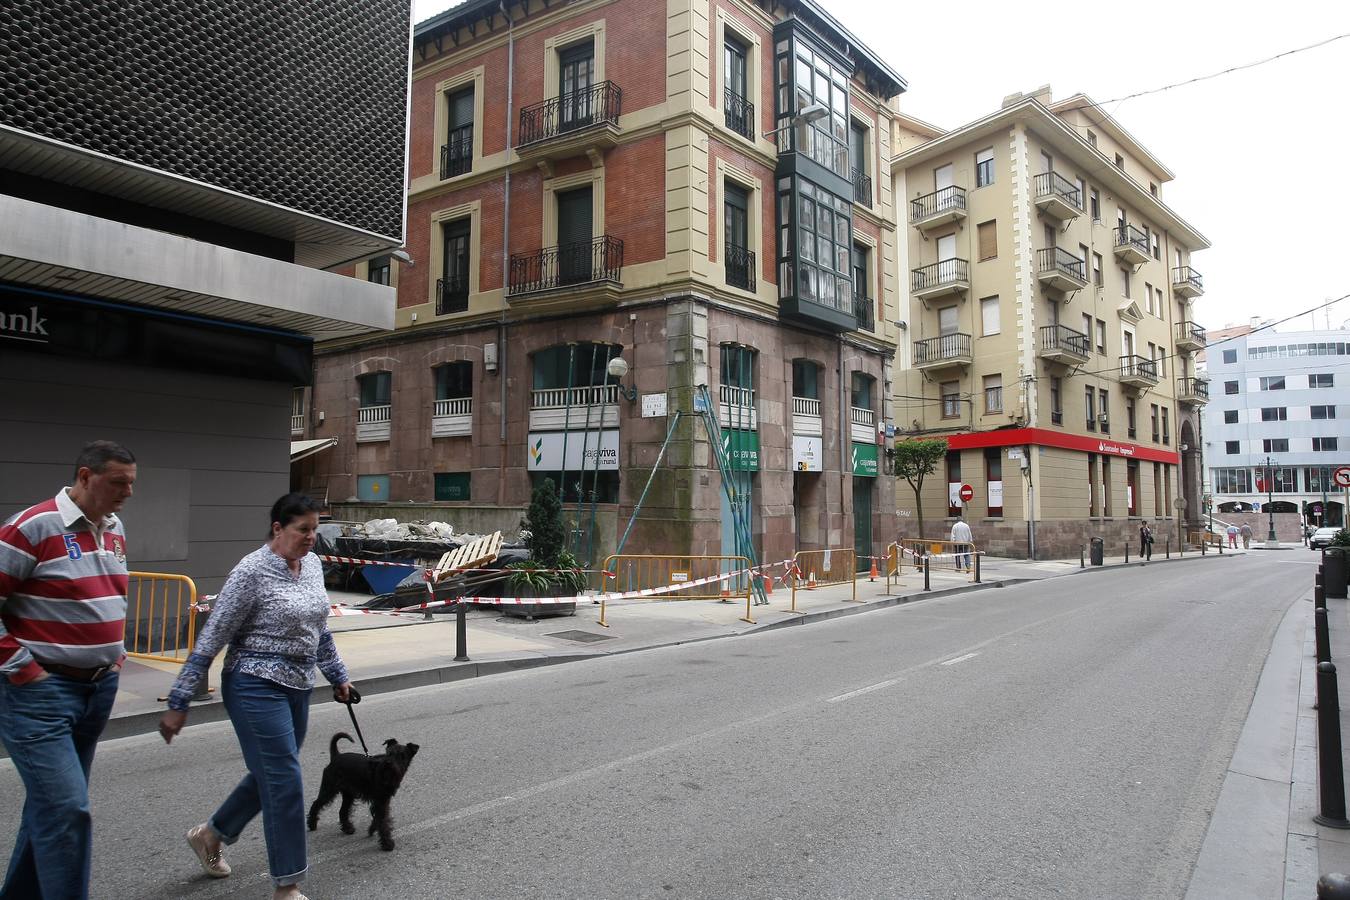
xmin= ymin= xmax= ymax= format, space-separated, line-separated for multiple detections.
xmin=411 ymin=0 xmax=1350 ymax=334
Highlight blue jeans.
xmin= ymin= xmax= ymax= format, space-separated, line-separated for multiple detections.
xmin=0 ymin=670 xmax=119 ymax=900
xmin=209 ymin=672 xmax=310 ymax=888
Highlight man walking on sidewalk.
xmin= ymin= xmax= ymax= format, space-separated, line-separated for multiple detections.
xmin=0 ymin=440 xmax=137 ymax=900
xmin=1240 ymin=522 xmax=1253 ymax=549
xmin=1139 ymin=522 xmax=1153 ymax=561
xmin=950 ymin=517 xmax=973 ymax=572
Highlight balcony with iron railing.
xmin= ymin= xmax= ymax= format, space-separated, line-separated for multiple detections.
xmin=1036 ymin=247 xmax=1087 ymax=294
xmin=724 ymin=88 xmax=755 ymax=141
xmin=718 ymin=383 xmax=757 ymax=430
xmin=1038 ymin=324 xmax=1091 ymax=366
xmin=1118 ymin=355 xmax=1160 ymax=390
xmin=1113 ymin=224 xmax=1150 ymax=264
xmin=440 ymin=124 xmax=473 ymax=180
xmin=725 ymin=244 xmax=756 ymax=292
xmin=913 ymin=333 xmax=972 ymax=372
xmin=1175 ymin=320 xmax=1206 ymax=353
xmin=517 ymin=81 xmax=622 ymax=156
xmin=436 ymin=273 xmax=469 ymax=315
xmin=792 ymin=396 xmax=823 ymax=436
xmin=850 ymin=405 xmax=876 ymax=443
xmin=431 ymin=397 xmax=473 ymax=437
xmin=852 ymin=167 xmax=872 ymax=208
xmin=529 ymin=384 xmax=621 ymax=431
xmin=1173 ymin=265 xmax=1204 ymax=298
xmin=508 ymin=235 xmax=623 ymax=298
xmin=853 ymin=293 xmax=875 ymax=332
xmin=356 ymin=404 xmax=391 ymax=443
xmin=909 ymin=185 xmax=967 ymax=232
xmin=1177 ymin=377 xmax=1210 ymax=406
xmin=911 ymin=258 xmax=969 ymax=305
xmin=1032 ymin=171 xmax=1083 ymax=221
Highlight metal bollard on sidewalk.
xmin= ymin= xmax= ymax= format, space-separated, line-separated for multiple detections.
xmin=1166 ymin=536 xmax=1171 ymax=559
xmin=1125 ymin=543 xmax=1129 ymax=564
xmin=1318 ymin=872 xmax=1350 ymax=899
xmin=1315 ymin=661 xmax=1350 ymax=828
xmin=923 ymin=556 xmax=931 ymax=592
xmin=973 ymin=552 xmax=981 ymax=584
xmin=1318 ymin=608 xmax=1332 ymax=665
xmin=1080 ymin=544 xmax=1085 ymax=569
xmin=453 ymin=603 xmax=469 ymax=662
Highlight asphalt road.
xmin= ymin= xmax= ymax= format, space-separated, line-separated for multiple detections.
xmin=0 ymin=553 xmax=1315 ymax=899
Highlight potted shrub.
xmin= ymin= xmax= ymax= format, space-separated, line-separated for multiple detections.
xmin=1324 ymin=529 xmax=1350 ymax=599
xmin=503 ymin=479 xmax=578 ymax=618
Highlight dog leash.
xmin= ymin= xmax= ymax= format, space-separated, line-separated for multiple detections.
xmin=338 ymin=686 xmax=369 ymax=754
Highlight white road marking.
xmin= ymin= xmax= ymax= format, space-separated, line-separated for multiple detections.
xmin=941 ymin=652 xmax=980 ymax=666
xmin=825 ymin=679 xmax=899 ymax=703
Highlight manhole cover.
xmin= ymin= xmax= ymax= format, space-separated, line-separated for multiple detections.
xmin=545 ymin=630 xmax=614 ymax=643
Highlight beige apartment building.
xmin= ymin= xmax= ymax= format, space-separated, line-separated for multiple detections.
xmin=891 ymin=88 xmax=1210 ymax=558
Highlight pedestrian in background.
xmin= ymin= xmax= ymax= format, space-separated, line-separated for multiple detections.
xmin=1240 ymin=523 xmax=1253 ymax=549
xmin=0 ymin=440 xmax=137 ymax=900
xmin=1227 ymin=524 xmax=1239 ymax=549
xmin=950 ymin=516 xmax=973 ymax=572
xmin=159 ymin=493 xmax=354 ymax=900
xmin=1139 ymin=522 xmax=1153 ymax=561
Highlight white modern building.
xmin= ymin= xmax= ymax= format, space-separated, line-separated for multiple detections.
xmin=1203 ymin=329 xmax=1350 ymax=528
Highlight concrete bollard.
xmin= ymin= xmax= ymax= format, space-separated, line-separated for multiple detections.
xmin=1315 ymin=662 xmax=1350 ymax=828
xmin=453 ymin=603 xmax=469 ymax=662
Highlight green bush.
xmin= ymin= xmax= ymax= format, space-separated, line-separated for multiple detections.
xmin=521 ymin=478 xmax=566 ymax=567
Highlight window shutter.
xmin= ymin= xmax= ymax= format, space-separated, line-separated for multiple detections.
xmin=977 ymin=221 xmax=996 ymax=260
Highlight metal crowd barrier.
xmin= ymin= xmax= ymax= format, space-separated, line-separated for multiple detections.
xmin=124 ymin=571 xmax=200 ymax=663
xmin=897 ymin=539 xmax=977 ymax=573
xmin=790 ymin=548 xmax=858 ymax=611
xmin=602 ymin=554 xmax=753 ymax=602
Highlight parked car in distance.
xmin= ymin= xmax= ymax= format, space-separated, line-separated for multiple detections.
xmin=1310 ymin=527 xmax=1341 ymax=550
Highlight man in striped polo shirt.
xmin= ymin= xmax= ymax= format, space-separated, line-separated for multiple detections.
xmin=0 ymin=439 xmax=136 ymax=900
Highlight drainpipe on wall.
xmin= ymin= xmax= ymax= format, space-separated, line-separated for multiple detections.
xmin=498 ymin=1 xmax=515 ymax=504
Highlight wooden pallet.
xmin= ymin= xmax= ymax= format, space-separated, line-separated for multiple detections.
xmin=430 ymin=531 xmax=504 ymax=582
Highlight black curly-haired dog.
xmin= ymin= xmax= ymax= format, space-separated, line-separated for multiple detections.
xmin=307 ymin=733 xmax=420 ymax=851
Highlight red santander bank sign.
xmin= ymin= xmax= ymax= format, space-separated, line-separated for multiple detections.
xmin=940 ymin=428 xmax=1180 ymax=465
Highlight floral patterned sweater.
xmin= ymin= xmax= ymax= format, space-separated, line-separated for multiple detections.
xmin=167 ymin=545 xmax=348 ymax=711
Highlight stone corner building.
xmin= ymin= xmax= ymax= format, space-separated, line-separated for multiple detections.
xmin=891 ymin=87 xmax=1210 ymax=558
xmin=305 ymin=0 xmax=906 ymax=569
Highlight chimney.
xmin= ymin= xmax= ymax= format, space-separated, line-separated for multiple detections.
xmin=1029 ymin=84 xmax=1053 ymax=105
xmin=1001 ymin=91 xmax=1024 ymax=109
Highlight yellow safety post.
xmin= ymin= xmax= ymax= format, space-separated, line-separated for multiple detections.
xmin=597 ymin=598 xmax=608 ymax=628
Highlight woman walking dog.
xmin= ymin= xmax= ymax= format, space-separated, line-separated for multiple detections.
xmin=158 ymin=493 xmax=354 ymax=900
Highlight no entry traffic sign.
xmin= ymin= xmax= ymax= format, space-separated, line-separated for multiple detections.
xmin=959 ymin=483 xmax=975 ymax=503
xmin=1335 ymin=466 xmax=1350 ymax=488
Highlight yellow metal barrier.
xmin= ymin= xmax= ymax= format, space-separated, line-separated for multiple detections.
xmin=898 ymin=539 xmax=977 ymax=574
xmin=598 ymin=554 xmax=754 ymax=628
xmin=124 ymin=572 xmax=199 ymax=663
xmin=885 ymin=542 xmax=901 ymax=593
xmin=790 ymin=548 xmax=857 ymax=611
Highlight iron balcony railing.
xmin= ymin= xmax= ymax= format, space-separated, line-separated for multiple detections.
xmin=518 ymin=81 xmax=622 ymax=146
xmin=1039 ymin=324 xmax=1091 ymax=357
xmin=793 ymin=396 xmax=821 ymax=417
xmin=1178 ymin=377 xmax=1210 ymax=400
xmin=440 ymin=124 xmax=473 ymax=179
xmin=532 ymin=384 xmax=620 ymax=409
xmin=914 ymin=333 xmax=972 ymax=365
xmin=1033 ymin=171 xmax=1083 ymax=211
xmin=1051 ymin=410 xmax=1063 ymax=425
xmin=1114 ymin=224 xmax=1150 ymax=256
xmin=433 ymin=397 xmax=472 ymax=417
xmin=853 ymin=293 xmax=875 ymax=331
xmin=725 ymin=244 xmax=756 ymax=291
xmin=1119 ymin=355 xmax=1160 ymax=381
xmin=437 ymin=273 xmax=469 ymax=315
xmin=724 ymin=88 xmax=754 ymax=140
xmin=1176 ymin=320 xmax=1207 ymax=346
xmin=357 ymin=404 xmax=391 ymax=424
xmin=1173 ymin=265 xmax=1204 ymax=292
xmin=852 ymin=167 xmax=872 ymax=207
xmin=911 ymin=258 xmax=969 ymax=292
xmin=508 ymin=235 xmax=623 ymax=296
xmin=1036 ymin=247 xmax=1087 ymax=282
xmin=909 ymin=185 xmax=967 ymax=223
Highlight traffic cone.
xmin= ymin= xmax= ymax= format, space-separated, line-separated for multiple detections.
xmin=869 ymin=558 xmax=879 ymax=582
xmin=807 ymin=570 xmax=817 ymax=590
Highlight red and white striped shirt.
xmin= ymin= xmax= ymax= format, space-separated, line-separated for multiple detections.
xmin=0 ymin=489 xmax=128 ymax=684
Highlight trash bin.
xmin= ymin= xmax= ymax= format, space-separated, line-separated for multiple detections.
xmin=1325 ymin=547 xmax=1349 ymax=599
xmin=1090 ymin=537 xmax=1104 ymax=566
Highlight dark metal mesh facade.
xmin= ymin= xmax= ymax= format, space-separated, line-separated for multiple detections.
xmin=1 ymin=0 xmax=409 ymax=240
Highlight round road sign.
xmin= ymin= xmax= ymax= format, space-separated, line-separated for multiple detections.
xmin=1335 ymin=466 xmax=1350 ymax=488
xmin=959 ymin=483 xmax=975 ymax=503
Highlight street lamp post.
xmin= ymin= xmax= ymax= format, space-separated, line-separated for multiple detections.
xmin=1266 ymin=455 xmax=1277 ymax=544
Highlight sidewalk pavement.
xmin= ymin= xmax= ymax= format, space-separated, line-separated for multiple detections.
xmin=98 ymin=546 xmax=1240 ymax=743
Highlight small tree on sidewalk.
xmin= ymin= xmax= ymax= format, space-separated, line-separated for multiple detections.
xmin=891 ymin=437 xmax=949 ymax=541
